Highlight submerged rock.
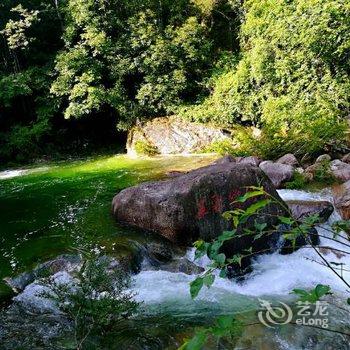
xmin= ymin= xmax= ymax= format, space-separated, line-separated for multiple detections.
xmin=4 ymin=254 xmax=81 ymax=293
xmin=286 ymin=200 xmax=334 ymax=223
xmin=259 ymin=161 xmax=294 ymax=188
xmin=145 ymin=241 xmax=175 ymax=263
xmin=280 ymin=225 xmax=319 ymax=255
xmin=112 ymin=162 xmax=289 ymax=272
xmin=145 ymin=257 xmax=204 ymax=275
xmin=127 ymin=116 xmax=230 ymax=156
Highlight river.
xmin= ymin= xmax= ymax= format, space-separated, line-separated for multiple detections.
xmin=0 ymin=154 xmax=349 ymax=349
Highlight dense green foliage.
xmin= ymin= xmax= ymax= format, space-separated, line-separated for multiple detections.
xmin=182 ymin=0 xmax=350 ymax=157
xmin=0 ymin=0 xmax=238 ymax=163
xmin=1 ymin=0 xmax=349 ymax=163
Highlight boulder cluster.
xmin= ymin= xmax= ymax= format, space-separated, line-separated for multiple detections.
xmin=214 ymin=153 xmax=350 ymax=221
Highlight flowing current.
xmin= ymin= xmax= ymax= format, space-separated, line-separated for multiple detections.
xmin=132 ymin=189 xmax=350 ymax=312
xmin=1 ymin=156 xmax=349 ymax=349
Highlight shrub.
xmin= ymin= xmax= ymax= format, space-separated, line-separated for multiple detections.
xmin=181 ymin=0 xmax=350 ymax=159
xmin=41 ymin=257 xmax=139 ymax=349
xmin=201 ymin=139 xmax=238 ymax=155
xmin=134 ymin=140 xmax=159 ymax=156
xmin=313 ymin=160 xmax=336 ymax=185
xmin=285 ymin=171 xmax=309 ymax=190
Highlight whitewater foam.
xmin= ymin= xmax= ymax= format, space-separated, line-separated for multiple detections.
xmin=132 ymin=189 xmax=350 ymax=311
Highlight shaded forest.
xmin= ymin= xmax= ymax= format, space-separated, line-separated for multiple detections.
xmin=1 ymin=0 xmax=349 ymax=164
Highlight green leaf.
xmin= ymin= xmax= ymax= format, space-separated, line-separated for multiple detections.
xmin=292 ymin=285 xmax=331 ymax=303
xmin=218 ymin=230 xmax=236 ymax=242
xmin=190 ymin=277 xmax=204 ymax=299
xmin=236 ymin=190 xmax=264 ymax=203
xmin=347 ymin=298 xmax=350 ymax=305
xmin=292 ymin=288 xmax=309 ymax=297
xmin=180 ymin=331 xmax=207 ymax=350
xmin=203 ymin=274 xmax=215 ymax=288
xmin=194 ymin=240 xmax=209 ymax=260
xmin=217 ymin=315 xmax=234 ymax=328
xmin=254 ymin=222 xmax=267 ymax=232
xmin=245 ymin=199 xmax=271 ymax=216
xmin=215 ymin=253 xmax=226 ymax=265
xmin=219 ymin=268 xmax=227 ymax=278
xmin=315 ymin=284 xmax=331 ymax=299
xmin=227 ymin=254 xmax=242 ymax=266
xmin=278 ymin=216 xmax=294 ymax=225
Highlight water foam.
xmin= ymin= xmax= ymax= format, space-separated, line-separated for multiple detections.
xmin=131 ymin=189 xmax=350 ymax=312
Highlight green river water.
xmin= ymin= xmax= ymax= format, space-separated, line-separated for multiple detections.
xmin=0 ymin=154 xmax=349 ymax=349
xmin=0 ymin=155 xmax=216 ymax=291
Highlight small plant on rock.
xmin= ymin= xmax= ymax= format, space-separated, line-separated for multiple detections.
xmin=41 ymin=256 xmax=139 ymax=349
xmin=285 ymin=171 xmax=309 ymax=189
xmin=134 ymin=140 xmax=159 ymax=156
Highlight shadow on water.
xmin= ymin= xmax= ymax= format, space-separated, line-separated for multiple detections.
xmin=0 ymin=154 xmax=216 ymax=296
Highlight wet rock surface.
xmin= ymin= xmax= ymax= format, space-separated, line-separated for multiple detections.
xmin=112 ymin=162 xmax=286 ymax=246
xmin=286 ymin=200 xmax=334 ymax=223
xmin=112 ymin=160 xmax=294 ymax=274
xmin=4 ymin=254 xmax=82 ymax=293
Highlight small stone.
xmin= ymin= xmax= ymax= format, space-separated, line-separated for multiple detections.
xmin=341 ymin=153 xmax=350 ymax=164
xmin=333 ymin=180 xmax=350 ymax=219
xmin=259 ymin=161 xmax=294 ymax=188
xmin=237 ymin=156 xmax=262 ymax=166
xmin=315 ymin=154 xmax=331 ymax=163
xmin=330 ymin=159 xmax=350 ymax=182
xmin=276 ymin=153 xmax=298 ymax=167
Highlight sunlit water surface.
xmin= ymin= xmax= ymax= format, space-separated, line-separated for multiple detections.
xmin=1 ymin=154 xmax=349 ymax=349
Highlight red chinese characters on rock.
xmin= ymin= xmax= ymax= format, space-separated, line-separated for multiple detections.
xmin=197 ymin=198 xmax=209 ymax=219
xmin=211 ymin=194 xmax=223 ymax=213
xmin=196 ymin=188 xmax=246 ymax=220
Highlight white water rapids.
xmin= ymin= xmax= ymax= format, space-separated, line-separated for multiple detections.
xmin=132 ymin=189 xmax=350 ymax=315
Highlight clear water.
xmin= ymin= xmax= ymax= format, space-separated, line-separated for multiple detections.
xmin=1 ymin=155 xmax=349 ymax=349
xmin=0 ymin=155 xmax=216 ymax=294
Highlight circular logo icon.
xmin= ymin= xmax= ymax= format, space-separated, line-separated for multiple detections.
xmin=258 ymin=299 xmax=293 ymax=328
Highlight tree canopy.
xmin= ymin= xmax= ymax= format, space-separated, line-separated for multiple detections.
xmin=0 ymin=0 xmax=349 ymax=163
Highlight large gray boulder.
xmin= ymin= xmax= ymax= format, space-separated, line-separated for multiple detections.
xmin=127 ymin=116 xmax=230 ymax=156
xmin=112 ymin=162 xmax=290 ymax=273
